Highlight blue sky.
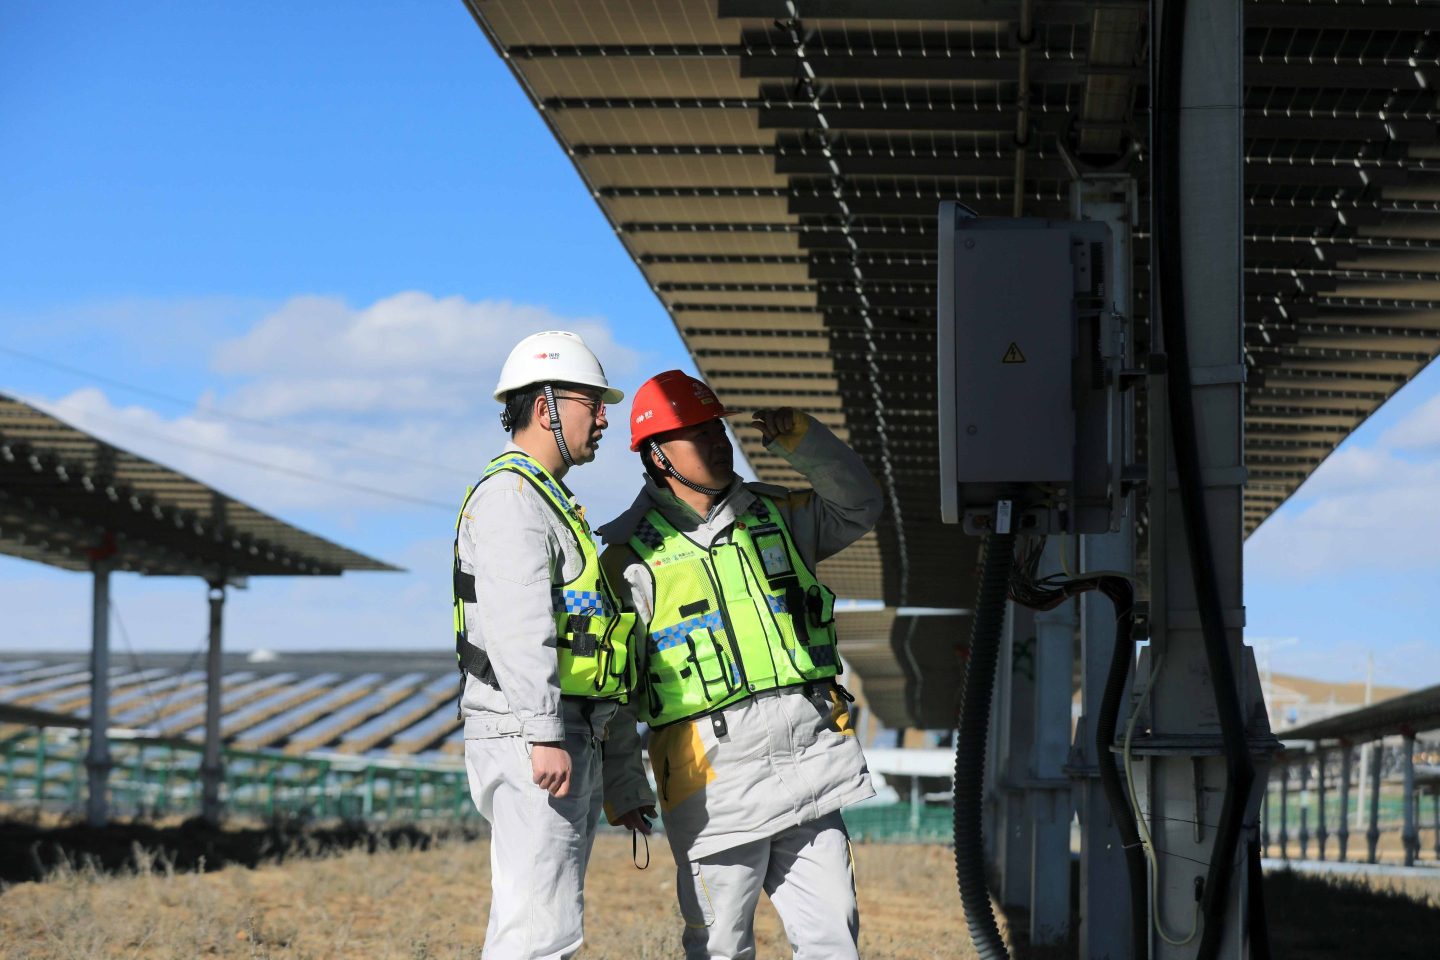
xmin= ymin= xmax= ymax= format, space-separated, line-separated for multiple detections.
xmin=2 ymin=3 xmax=1436 ymax=690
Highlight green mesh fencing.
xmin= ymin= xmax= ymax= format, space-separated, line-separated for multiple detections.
xmin=1 ymin=725 xmax=477 ymax=823
xmin=842 ymin=803 xmax=954 ymax=844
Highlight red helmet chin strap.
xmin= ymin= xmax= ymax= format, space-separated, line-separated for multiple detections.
xmin=650 ymin=441 xmax=726 ymax=497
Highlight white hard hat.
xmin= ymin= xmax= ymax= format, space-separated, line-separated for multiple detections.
xmin=492 ymin=330 xmax=624 ymax=404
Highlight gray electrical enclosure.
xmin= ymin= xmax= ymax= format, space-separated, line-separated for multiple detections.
xmin=937 ymin=205 xmax=1119 ymax=533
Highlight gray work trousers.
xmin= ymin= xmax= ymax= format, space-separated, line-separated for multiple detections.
xmin=677 ymin=810 xmax=860 ymax=960
xmin=464 ymin=728 xmax=603 ymax=960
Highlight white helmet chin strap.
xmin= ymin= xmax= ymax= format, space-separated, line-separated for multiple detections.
xmin=650 ymin=441 xmax=726 ymax=497
xmin=542 ymin=384 xmax=576 ymax=468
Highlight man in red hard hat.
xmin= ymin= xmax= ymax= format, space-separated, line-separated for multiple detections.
xmin=597 ymin=369 xmax=882 ymax=959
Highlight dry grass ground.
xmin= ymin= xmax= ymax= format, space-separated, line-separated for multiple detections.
xmin=2 ymin=830 xmax=1438 ymax=959
xmin=0 ymin=833 xmax=971 ymax=960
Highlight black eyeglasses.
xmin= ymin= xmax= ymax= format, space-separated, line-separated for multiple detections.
xmin=556 ymin=394 xmax=606 ymax=417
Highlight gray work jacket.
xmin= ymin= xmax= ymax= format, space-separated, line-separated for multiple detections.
xmin=596 ymin=415 xmax=882 ymax=861
xmin=456 ymin=441 xmax=615 ymax=745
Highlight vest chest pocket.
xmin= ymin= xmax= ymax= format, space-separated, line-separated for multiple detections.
xmin=687 ymin=627 xmax=740 ymax=696
xmin=649 ymin=616 xmax=740 ymax=716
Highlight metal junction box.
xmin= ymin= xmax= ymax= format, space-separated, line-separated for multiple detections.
xmin=937 ymin=205 xmax=1118 ymax=534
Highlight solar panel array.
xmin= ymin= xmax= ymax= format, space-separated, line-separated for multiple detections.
xmin=0 ymin=392 xmax=399 ymax=576
xmin=463 ymin=0 xmax=1440 ymax=725
xmin=0 ymin=656 xmax=466 ymax=759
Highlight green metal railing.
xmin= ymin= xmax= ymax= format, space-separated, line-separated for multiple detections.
xmin=1 ymin=724 xmax=477 ymax=823
xmin=2 ymin=725 xmax=966 ymax=842
xmin=842 ymin=802 xmax=954 ymax=844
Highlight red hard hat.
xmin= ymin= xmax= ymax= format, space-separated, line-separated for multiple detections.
xmin=629 ymin=370 xmax=730 ymax=451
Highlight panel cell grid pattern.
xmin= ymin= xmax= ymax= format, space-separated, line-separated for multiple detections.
xmin=463 ymin=0 xmax=1440 ymax=727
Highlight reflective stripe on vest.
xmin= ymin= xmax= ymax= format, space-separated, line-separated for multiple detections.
xmin=628 ymin=495 xmax=839 ymax=727
xmin=452 ymin=452 xmax=636 ymax=702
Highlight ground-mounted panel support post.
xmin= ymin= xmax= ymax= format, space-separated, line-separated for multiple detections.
xmin=201 ymin=582 xmax=227 ymax=826
xmin=1299 ymin=754 xmax=1311 ymax=860
xmin=1278 ymin=761 xmax=1289 ymax=860
xmin=85 ymin=560 xmax=113 ymax=827
xmin=1402 ymin=730 xmax=1418 ymax=867
xmin=1071 ymin=173 xmax=1138 ymax=960
xmin=1144 ymin=0 xmax=1273 ymax=956
xmin=1337 ymin=742 xmax=1352 ymax=862
xmin=35 ymin=729 xmax=48 ymax=804
xmin=1367 ymin=741 xmax=1383 ymax=864
xmin=994 ymin=600 xmax=1037 ymax=912
xmin=1029 ymin=567 xmax=1075 ymax=947
xmin=1260 ymin=784 xmax=1270 ymax=857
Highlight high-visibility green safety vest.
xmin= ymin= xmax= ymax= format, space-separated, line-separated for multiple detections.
xmin=628 ymin=495 xmax=839 ymax=727
xmin=452 ymin=452 xmax=635 ymax=701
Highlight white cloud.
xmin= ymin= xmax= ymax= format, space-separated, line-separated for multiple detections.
xmin=1248 ymin=397 xmax=1440 ymax=579
xmin=3 ymin=291 xmax=746 ymax=654
xmin=1379 ymin=392 xmax=1440 ymax=453
xmin=214 ymin=290 xmax=637 ymax=384
xmin=22 ymin=292 xmax=656 ymax=532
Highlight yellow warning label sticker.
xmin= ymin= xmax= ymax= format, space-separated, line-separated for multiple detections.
xmin=1002 ymin=342 xmax=1026 ymax=364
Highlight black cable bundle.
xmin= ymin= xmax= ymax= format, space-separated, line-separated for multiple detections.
xmin=954 ymin=530 xmax=1147 ymax=960
xmin=1008 ymin=537 xmax=1149 ymax=957
xmin=953 ymin=528 xmax=1016 ymax=960
xmin=1152 ymin=0 xmax=1263 ymax=957
xmin=1094 ymin=575 xmax=1150 ymax=958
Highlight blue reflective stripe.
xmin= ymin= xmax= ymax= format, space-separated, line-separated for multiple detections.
xmin=766 ymin=595 xmax=788 ymax=614
xmin=651 ymin=611 xmax=724 ymax=653
xmin=559 ymin=589 xmax=612 ymax=617
xmin=485 ymin=455 xmax=574 ymax=517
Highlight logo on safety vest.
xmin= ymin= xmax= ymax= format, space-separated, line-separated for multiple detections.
xmin=651 ymin=547 xmax=701 ymax=568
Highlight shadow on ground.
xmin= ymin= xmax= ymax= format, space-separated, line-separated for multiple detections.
xmin=996 ymin=859 xmax=1440 ymax=960
xmin=0 ymin=816 xmax=487 ymax=885
xmin=1264 ymin=868 xmax=1440 ymax=960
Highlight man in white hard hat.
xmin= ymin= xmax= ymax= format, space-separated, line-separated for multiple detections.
xmin=452 ymin=330 xmax=656 ymax=959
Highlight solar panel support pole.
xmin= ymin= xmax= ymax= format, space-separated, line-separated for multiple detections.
xmin=1401 ymin=730 xmax=1418 ymax=866
xmin=1366 ymin=742 xmax=1381 ymax=863
xmin=1029 ymin=539 xmax=1075 ymax=947
xmin=1298 ymin=757 xmax=1310 ymax=859
xmin=1143 ymin=2 xmax=1274 ymax=957
xmin=991 ymin=598 xmax=1035 ymax=911
xmin=85 ymin=559 xmax=113 ymax=827
xmin=1277 ymin=761 xmax=1288 ymax=859
xmin=1073 ymin=173 xmax=1138 ymax=960
xmin=1337 ymin=743 xmax=1352 ymax=861
xmin=201 ymin=582 xmax=226 ymax=825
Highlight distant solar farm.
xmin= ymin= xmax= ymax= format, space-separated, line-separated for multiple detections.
xmin=0 ymin=651 xmax=464 ymax=761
